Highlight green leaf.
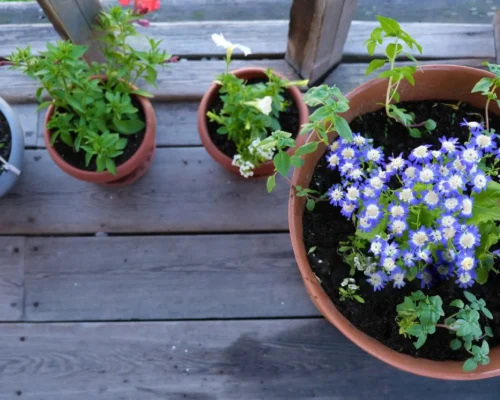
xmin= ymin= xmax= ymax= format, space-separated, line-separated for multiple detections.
xmin=308 ymin=246 xmax=316 ymax=254
xmin=366 ymin=59 xmax=387 ymax=75
xmin=354 ymin=295 xmax=365 ymax=304
xmin=295 ymin=141 xmax=319 ymax=156
xmin=113 ymin=118 xmax=145 ymax=134
xmin=450 ymin=299 xmax=465 ymax=309
xmin=471 ymin=77 xmax=493 ymax=94
xmin=409 ymin=128 xmax=421 ymax=138
xmin=376 ymin=15 xmax=401 ymax=36
xmin=464 ymin=291 xmax=478 ymax=304
xmin=66 ymin=95 xmax=84 ymax=113
xmin=485 ymin=326 xmax=494 ymax=337
xmin=273 ymin=151 xmax=290 ymax=177
xmin=36 ymin=101 xmax=53 ymax=113
xmin=476 ymin=267 xmax=489 ymax=285
xmin=266 ymin=174 xmax=276 ymax=193
xmin=69 ymin=45 xmax=88 ymax=59
xmin=332 ymin=115 xmax=353 ymax=142
xmin=309 ymin=106 xmax=332 ymax=122
xmin=450 ymin=339 xmax=462 ymax=351
xmin=482 ymin=307 xmax=493 ymax=320
xmin=481 ymin=340 xmax=490 ymax=354
xmin=414 ymin=334 xmax=427 ymax=350
xmin=367 ymin=41 xmax=376 ymax=56
xmin=468 ymin=181 xmax=500 ymax=225
xmin=290 ymin=155 xmax=305 ymax=168
xmin=132 ymin=89 xmax=154 ymax=98
xmin=105 ymin=157 xmax=117 ymax=175
xmin=306 ymin=198 xmax=316 ymax=211
xmin=463 ymin=358 xmax=478 ymax=372
xmin=425 ymin=119 xmax=437 ymax=131
xmin=385 ymin=43 xmax=403 ymax=59
xmin=403 ymin=51 xmax=419 ymax=63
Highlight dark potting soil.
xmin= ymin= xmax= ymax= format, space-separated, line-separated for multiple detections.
xmin=207 ymin=78 xmax=301 ymax=157
xmin=0 ymin=111 xmax=12 ymax=175
xmin=303 ymin=100 xmax=500 ymax=362
xmin=53 ymin=99 xmax=146 ymax=172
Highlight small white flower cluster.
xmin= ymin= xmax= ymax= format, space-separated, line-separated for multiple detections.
xmin=353 ymin=256 xmax=377 ymax=276
xmin=248 ymin=139 xmax=274 ymax=161
xmin=232 ymin=154 xmax=255 ymax=178
xmin=341 ymin=277 xmax=359 ymax=291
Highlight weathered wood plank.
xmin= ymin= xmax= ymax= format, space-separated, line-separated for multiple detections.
xmin=23 ymin=234 xmax=316 ymax=321
xmin=0 ymin=21 xmax=494 ymax=62
xmin=0 ymin=147 xmax=289 ymax=234
xmin=36 ymin=0 xmax=104 ymax=62
xmin=11 ymin=103 xmax=39 ymax=147
xmin=0 ymin=59 xmax=300 ymax=102
xmin=0 ymin=237 xmax=24 ymax=321
xmin=324 ymin=59 xmax=493 ymax=93
xmin=494 ymin=9 xmax=500 ymax=63
xmin=1 ymin=0 xmax=499 ymax=24
xmin=0 ymin=319 xmax=499 ymax=399
xmin=286 ymin=0 xmax=357 ymax=84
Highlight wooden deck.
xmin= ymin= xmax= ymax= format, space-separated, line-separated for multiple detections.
xmin=0 ymin=2 xmax=500 ymax=398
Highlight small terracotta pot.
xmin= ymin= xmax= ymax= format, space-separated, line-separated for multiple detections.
xmin=289 ymin=65 xmax=500 ymax=380
xmin=43 ymin=76 xmax=156 ymax=185
xmin=197 ymin=67 xmax=309 ymax=178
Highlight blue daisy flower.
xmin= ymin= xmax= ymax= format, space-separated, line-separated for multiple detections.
xmin=409 ymin=228 xmax=432 ymax=249
xmin=459 ymin=196 xmax=474 ymax=218
xmin=454 ymin=227 xmax=480 ymax=252
xmin=391 ymin=267 xmax=406 ymax=289
xmin=326 ymin=151 xmax=341 ymax=170
xmin=455 ymin=270 xmax=476 ymax=288
xmin=421 ymin=189 xmax=440 ymax=209
xmin=471 ymin=172 xmax=490 ymax=193
xmin=340 ymin=200 xmax=357 ymax=219
xmin=369 ymin=237 xmax=385 ymax=257
xmin=435 ymin=264 xmax=454 ymax=280
xmin=460 ymin=145 xmax=482 ymax=167
xmin=388 ymin=203 xmax=408 ymax=220
xmin=472 ymin=130 xmax=497 ymax=152
xmin=401 ymin=249 xmax=416 ymax=268
xmin=416 ymin=248 xmax=433 ymax=264
xmin=397 ymin=187 xmax=418 ymax=205
xmin=417 ymin=268 xmax=435 ymax=289
xmin=456 ymin=251 xmax=476 ymax=272
xmin=364 ymin=146 xmax=384 ymax=165
xmin=389 ymin=218 xmax=407 ymax=237
xmin=409 ymin=145 xmax=432 ymax=163
xmin=367 ymin=271 xmax=388 ymax=292
xmin=439 ymin=136 xmax=459 ymax=154
xmin=327 ymin=184 xmax=344 ymax=206
xmin=383 ymin=241 xmax=400 ymax=259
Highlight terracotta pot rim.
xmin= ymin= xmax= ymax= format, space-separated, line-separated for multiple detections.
xmin=43 ymin=75 xmax=156 ymax=183
xmin=198 ymin=67 xmax=309 ymax=178
xmin=289 ymin=64 xmax=500 ymax=380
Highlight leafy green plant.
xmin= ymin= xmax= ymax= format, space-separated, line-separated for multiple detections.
xmin=364 ymin=16 xmax=435 ymax=136
xmin=339 ymin=278 xmax=365 ymax=304
xmin=8 ymin=6 xmax=170 ymax=174
xmin=262 ymin=84 xmax=352 ymax=210
xmin=396 ymin=291 xmax=493 ymax=371
xmin=208 ymin=34 xmax=308 ymax=178
xmin=471 ymin=62 xmax=500 ymax=131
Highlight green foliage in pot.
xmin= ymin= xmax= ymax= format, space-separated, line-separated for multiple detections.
xmin=8 ymin=6 xmax=171 ymax=174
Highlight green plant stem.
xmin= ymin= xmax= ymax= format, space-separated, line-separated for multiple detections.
xmin=484 ymin=85 xmax=497 ymax=131
xmin=385 ymin=38 xmax=399 ymax=118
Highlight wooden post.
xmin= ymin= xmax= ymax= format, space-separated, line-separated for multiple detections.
xmin=494 ymin=10 xmax=500 ymax=63
xmin=36 ymin=0 xmax=104 ymax=63
xmin=286 ymin=0 xmax=357 ymax=85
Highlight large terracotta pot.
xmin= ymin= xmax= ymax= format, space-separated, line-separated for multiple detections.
xmin=44 ymin=76 xmax=156 ymax=185
xmin=198 ymin=67 xmax=309 ymax=178
xmin=289 ymin=65 xmax=500 ymax=380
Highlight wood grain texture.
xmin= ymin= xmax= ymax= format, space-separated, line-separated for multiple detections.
xmin=0 ymin=237 xmax=24 ymax=321
xmin=0 ymin=147 xmax=290 ymax=235
xmin=36 ymin=0 xmax=104 ymax=62
xmin=0 ymin=59 xmax=300 ymax=102
xmin=0 ymin=319 xmax=499 ymax=399
xmin=11 ymin=103 xmax=39 ymax=147
xmin=495 ymin=10 xmax=500 ymax=63
xmin=23 ymin=234 xmax=317 ymax=321
xmin=0 ymin=20 xmax=494 ymax=61
xmin=286 ymin=0 xmax=357 ymax=84
xmin=1 ymin=0 xmax=499 ymax=24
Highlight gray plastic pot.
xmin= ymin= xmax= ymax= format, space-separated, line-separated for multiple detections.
xmin=0 ymin=96 xmax=24 ymax=197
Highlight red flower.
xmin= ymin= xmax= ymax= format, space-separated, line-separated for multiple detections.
xmin=118 ymin=0 xmax=160 ymax=14
xmin=135 ymin=0 xmax=160 ymax=14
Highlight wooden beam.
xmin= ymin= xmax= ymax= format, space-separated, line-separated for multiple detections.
xmin=36 ymin=0 xmax=104 ymax=63
xmin=494 ymin=10 xmax=500 ymax=63
xmin=286 ymin=0 xmax=357 ymax=85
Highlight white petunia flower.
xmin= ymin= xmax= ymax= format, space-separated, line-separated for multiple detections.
xmin=212 ymin=33 xmax=252 ymax=56
xmin=245 ymin=96 xmax=272 ymax=115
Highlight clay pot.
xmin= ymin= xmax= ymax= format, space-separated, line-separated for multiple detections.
xmin=43 ymin=76 xmax=156 ymax=185
xmin=197 ymin=67 xmax=309 ymax=178
xmin=0 ymin=96 xmax=24 ymax=197
xmin=289 ymin=65 xmax=500 ymax=380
